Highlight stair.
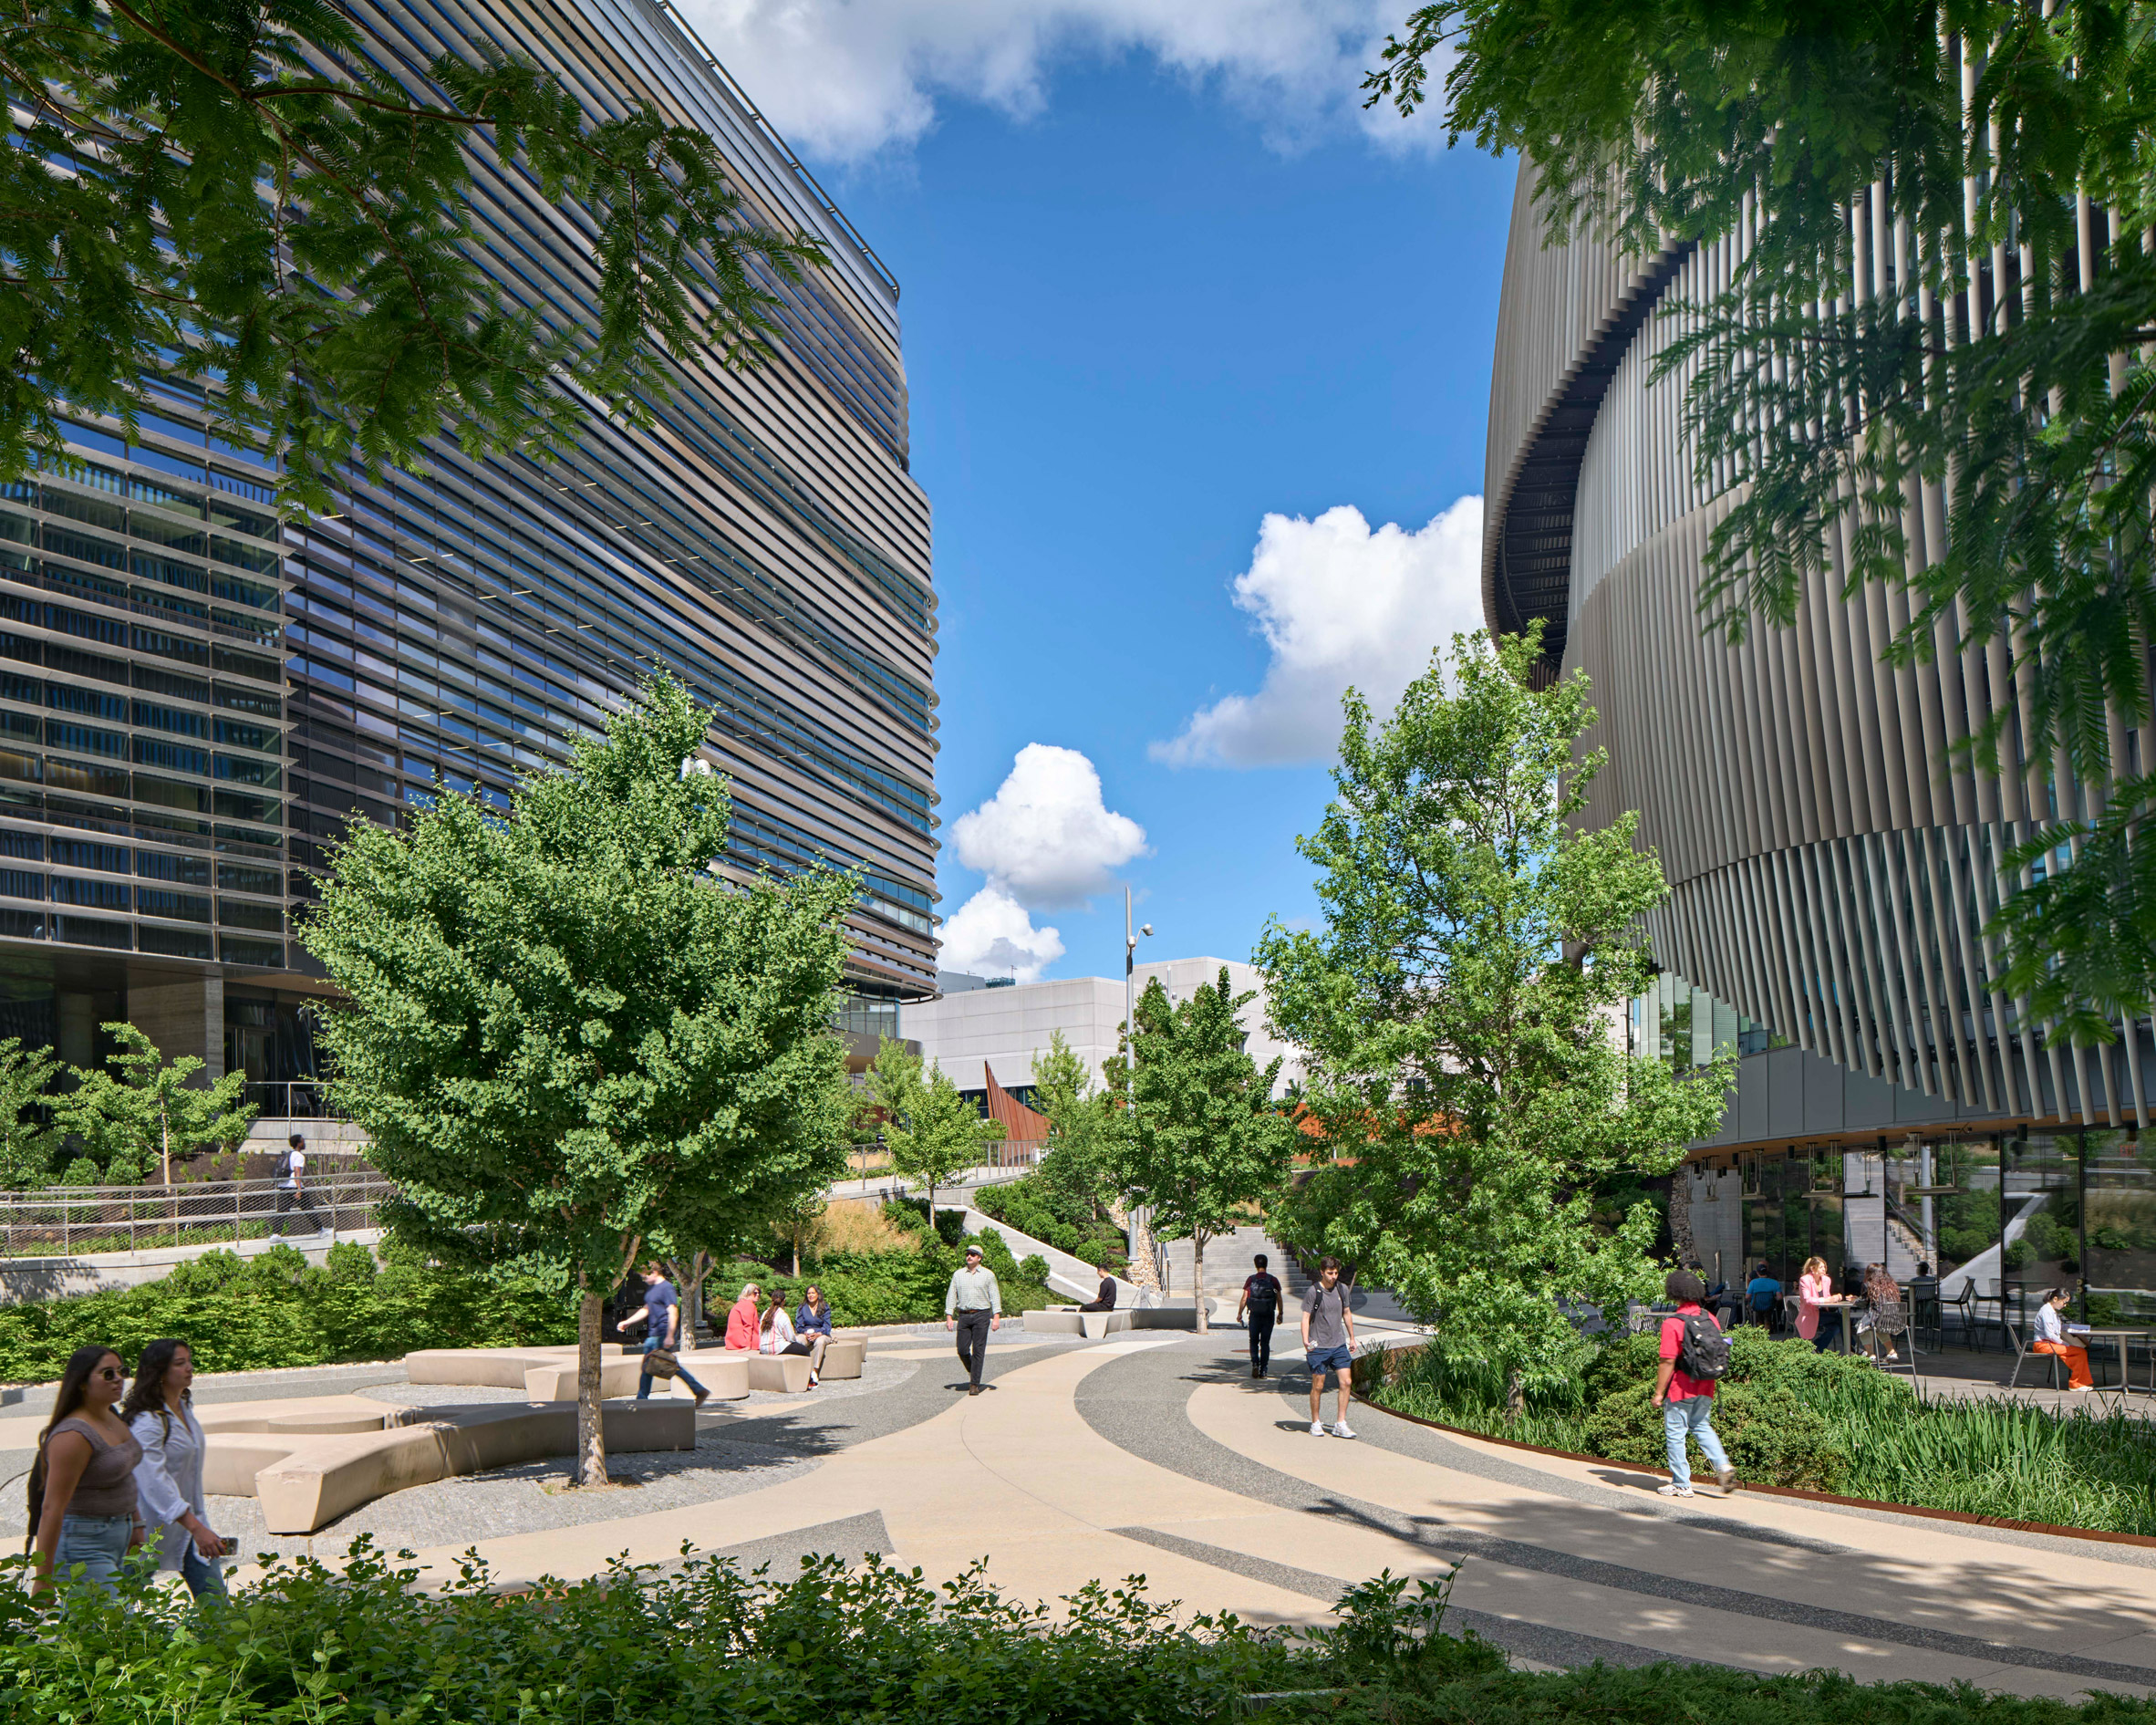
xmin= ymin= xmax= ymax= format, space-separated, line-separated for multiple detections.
xmin=1160 ymin=1223 xmax=1289 ymax=1301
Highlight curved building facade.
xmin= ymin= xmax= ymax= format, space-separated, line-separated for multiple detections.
xmin=1485 ymin=165 xmax=2156 ymax=1314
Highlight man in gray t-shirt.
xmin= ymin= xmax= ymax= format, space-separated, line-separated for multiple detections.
xmin=1301 ymin=1256 xmax=1356 ymax=1439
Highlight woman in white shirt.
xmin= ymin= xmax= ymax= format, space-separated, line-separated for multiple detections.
xmin=2031 ymin=1287 xmax=2095 ymax=1390
xmin=119 ymin=1338 xmax=231 ymax=1596
xmin=758 ymin=1298 xmax=822 ymax=1387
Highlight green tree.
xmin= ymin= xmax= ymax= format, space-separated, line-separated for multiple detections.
xmin=1 ymin=0 xmax=824 ymax=512
xmin=866 ymin=1037 xmax=1004 ymax=1220
xmin=301 ymin=671 xmax=855 ymax=1485
xmin=1030 ymin=1029 xmax=1120 ymax=1220
xmin=1366 ymin=0 xmax=2156 ymax=1038
xmin=1258 ymin=628 xmax=1732 ymax=1405
xmin=1116 ymin=969 xmax=1298 ymax=1335
xmin=56 ymin=1024 xmax=254 ymax=1186
xmin=0 ymin=1038 xmax=62 ymax=1189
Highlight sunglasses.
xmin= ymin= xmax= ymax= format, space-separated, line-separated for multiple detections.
xmin=92 ymin=1366 xmax=124 ymax=1381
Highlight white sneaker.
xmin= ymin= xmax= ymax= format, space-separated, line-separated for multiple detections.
xmin=1656 ymin=1482 xmax=1695 ymax=1497
xmin=1309 ymin=1420 xmax=1326 ymax=1436
xmin=1330 ymin=1422 xmax=1357 ymax=1440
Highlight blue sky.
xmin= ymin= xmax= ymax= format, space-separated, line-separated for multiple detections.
xmin=701 ymin=14 xmax=1515 ymax=985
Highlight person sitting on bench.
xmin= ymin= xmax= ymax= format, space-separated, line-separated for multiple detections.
xmin=1078 ymin=1273 xmax=1116 ymax=1314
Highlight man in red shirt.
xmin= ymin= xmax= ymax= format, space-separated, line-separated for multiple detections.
xmin=1653 ymin=1268 xmax=1736 ymax=1498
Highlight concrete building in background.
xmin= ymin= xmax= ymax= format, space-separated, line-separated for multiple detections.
xmin=0 ymin=0 xmax=934 ymax=1102
xmin=906 ymin=958 xmax=1305 ymax=1112
xmin=1485 ymin=160 xmax=2154 ymax=1315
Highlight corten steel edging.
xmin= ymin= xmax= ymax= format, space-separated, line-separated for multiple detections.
xmin=1362 ymin=1396 xmax=2156 ymax=1551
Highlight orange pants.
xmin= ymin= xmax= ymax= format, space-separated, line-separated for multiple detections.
xmin=2034 ymin=1339 xmax=2094 ymax=1388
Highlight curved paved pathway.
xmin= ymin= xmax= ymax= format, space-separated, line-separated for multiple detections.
xmin=12 ymin=1330 xmax=2152 ymax=1698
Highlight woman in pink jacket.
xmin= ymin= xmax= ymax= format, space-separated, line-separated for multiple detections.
xmin=1797 ymin=1255 xmax=1846 ymax=1353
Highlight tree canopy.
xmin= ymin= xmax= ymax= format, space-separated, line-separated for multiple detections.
xmin=866 ymin=1037 xmax=1004 ymax=1220
xmin=301 ymin=671 xmax=855 ymax=1482
xmin=1116 ymin=968 xmax=1297 ymax=1332
xmin=1 ymin=0 xmax=824 ymax=512
xmin=55 ymin=1024 xmax=254 ymax=1186
xmin=1368 ymin=0 xmax=2156 ymax=1036
xmin=1259 ymin=628 xmax=1732 ymax=1396
xmin=1029 ymin=1029 xmax=1120 ymax=1221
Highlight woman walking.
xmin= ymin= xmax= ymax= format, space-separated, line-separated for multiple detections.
xmin=121 ymin=1339 xmax=230 ymax=1598
xmin=27 ymin=1344 xmax=144 ymax=1595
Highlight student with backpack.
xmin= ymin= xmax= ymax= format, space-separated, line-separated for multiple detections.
xmin=270 ymin=1133 xmax=321 ymax=1238
xmin=1653 ymin=1268 xmax=1735 ymax=1499
xmin=1237 ymin=1253 xmax=1283 ymax=1378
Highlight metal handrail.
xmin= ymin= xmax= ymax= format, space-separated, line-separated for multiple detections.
xmin=0 ymin=1165 xmax=388 ymax=1258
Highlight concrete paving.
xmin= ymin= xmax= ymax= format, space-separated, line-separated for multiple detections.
xmin=6 ymin=1326 xmax=2151 ymax=1699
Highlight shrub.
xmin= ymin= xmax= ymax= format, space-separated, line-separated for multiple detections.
xmin=1583 ymin=1379 xmax=1850 ymax=1491
xmin=0 ymin=1244 xmax=573 ymax=1382
xmin=0 ymin=1544 xmax=2147 ymax=1723
xmin=1074 ymin=1241 xmax=1106 ymax=1268
xmin=1020 ymin=1253 xmax=1050 ymax=1283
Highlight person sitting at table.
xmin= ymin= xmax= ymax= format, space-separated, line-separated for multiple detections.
xmin=1860 ymin=1263 xmax=1905 ymax=1365
xmin=2032 ymin=1286 xmax=2095 ymax=1391
xmin=1746 ymin=1263 xmax=1782 ymax=1329
xmin=1797 ymin=1255 xmax=1846 ymax=1353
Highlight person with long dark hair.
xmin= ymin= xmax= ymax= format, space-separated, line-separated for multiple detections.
xmin=120 ymin=1339 xmax=229 ymax=1598
xmin=27 ymin=1344 xmax=144 ymax=1595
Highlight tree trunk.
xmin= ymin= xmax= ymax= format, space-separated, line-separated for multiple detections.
xmin=1505 ymin=1367 xmax=1526 ymax=1424
xmin=575 ymin=1287 xmax=608 ymax=1487
xmin=1193 ymin=1230 xmax=1209 ymax=1333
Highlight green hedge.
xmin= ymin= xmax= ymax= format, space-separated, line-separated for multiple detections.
xmin=973 ymin=1173 xmax=1126 ymax=1263
xmin=0 ymin=1242 xmax=572 ymax=1383
xmin=2 ymin=1545 xmax=2149 ymax=1725
xmin=728 ymin=1217 xmax=1059 ymax=1328
xmin=1372 ymin=1325 xmax=2156 ymax=1534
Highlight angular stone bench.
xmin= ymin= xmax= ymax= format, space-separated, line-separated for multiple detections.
xmin=403 ymin=1346 xmax=623 ymax=1390
xmin=1029 ymin=1306 xmax=1133 ymax=1339
xmin=822 ymin=1336 xmax=865 ymax=1379
xmin=212 ymin=1398 xmax=694 ymax=1533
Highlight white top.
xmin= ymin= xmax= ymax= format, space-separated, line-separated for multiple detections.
xmin=760 ymin=1307 xmax=795 ymax=1354
xmin=278 ymin=1148 xmax=306 ymax=1188
xmin=2034 ymin=1303 xmax=2067 ymax=1346
xmin=129 ymin=1402 xmax=207 ymax=1570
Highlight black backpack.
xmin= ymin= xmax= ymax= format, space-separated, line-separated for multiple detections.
xmin=1676 ymin=1311 xmax=1731 ymax=1380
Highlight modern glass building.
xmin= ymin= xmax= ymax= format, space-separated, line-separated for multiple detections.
xmin=0 ymin=0 xmax=936 ymax=1105
xmin=1486 ymin=162 xmax=2156 ymax=1319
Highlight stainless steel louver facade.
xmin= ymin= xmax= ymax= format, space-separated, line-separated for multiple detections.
xmin=1485 ymin=162 xmax=2155 ymax=1143
xmin=0 ymin=0 xmax=934 ymax=1092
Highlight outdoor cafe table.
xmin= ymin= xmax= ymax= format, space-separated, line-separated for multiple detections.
xmin=2079 ymin=1327 xmax=2151 ymax=1394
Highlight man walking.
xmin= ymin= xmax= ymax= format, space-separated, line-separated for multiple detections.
xmin=1653 ymin=1268 xmax=1735 ymax=1497
xmin=1301 ymin=1255 xmax=1355 ymax=1438
xmin=944 ymin=1242 xmax=1002 ymax=1396
xmin=1237 ymin=1252 xmax=1283 ymax=1377
xmin=271 ymin=1131 xmax=322 ymax=1238
xmin=632 ymin=1261 xmax=710 ymax=1406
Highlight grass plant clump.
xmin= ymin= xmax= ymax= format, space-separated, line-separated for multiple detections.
xmin=2 ymin=1544 xmax=2151 ymax=1725
xmin=1368 ymin=1325 xmax=2156 ymax=1534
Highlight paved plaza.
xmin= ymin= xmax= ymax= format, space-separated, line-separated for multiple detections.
xmin=5 ymin=1326 xmax=2153 ymax=1699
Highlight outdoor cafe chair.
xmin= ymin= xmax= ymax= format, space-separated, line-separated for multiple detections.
xmin=2002 ymin=1311 xmax=2077 ymax=1393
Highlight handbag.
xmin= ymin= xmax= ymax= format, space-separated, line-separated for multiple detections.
xmin=645 ymin=1347 xmax=679 ymax=1379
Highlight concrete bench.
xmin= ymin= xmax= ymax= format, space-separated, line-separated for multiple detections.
xmin=521 ymin=1356 xmax=646 ymax=1401
xmin=403 ymin=1346 xmax=623 ymax=1389
xmin=1030 ymin=1305 xmax=1133 ymax=1338
xmin=821 ymin=1336 xmax=865 ymax=1379
xmin=223 ymin=1398 xmax=694 ymax=1533
xmin=1131 ymin=1299 xmax=1219 ymax=1330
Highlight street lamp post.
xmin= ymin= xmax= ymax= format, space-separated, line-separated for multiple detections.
xmin=1124 ymin=887 xmax=1159 ymax=1290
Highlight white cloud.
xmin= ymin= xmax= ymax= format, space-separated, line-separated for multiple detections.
xmin=951 ymin=743 xmax=1147 ymax=909
xmin=678 ymin=0 xmax=1445 ymax=162
xmin=937 ymin=884 xmax=1065 ymax=982
xmin=938 ymin=743 xmax=1145 ymax=981
xmin=1152 ymin=496 xmax=1486 ymax=768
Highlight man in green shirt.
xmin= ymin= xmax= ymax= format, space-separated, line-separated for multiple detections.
xmin=944 ymin=1242 xmax=1003 ymax=1396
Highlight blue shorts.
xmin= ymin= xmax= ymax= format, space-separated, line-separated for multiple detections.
xmin=1306 ymin=1344 xmax=1352 ymax=1377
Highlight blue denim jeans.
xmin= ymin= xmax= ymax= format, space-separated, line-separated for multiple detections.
xmin=53 ymin=1512 xmax=133 ymax=1595
xmin=179 ymin=1541 xmax=228 ymax=1601
xmin=1662 ymin=1395 xmax=1729 ymax=1489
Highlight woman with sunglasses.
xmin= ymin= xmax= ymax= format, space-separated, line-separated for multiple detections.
xmin=26 ymin=1345 xmax=145 ymax=1595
